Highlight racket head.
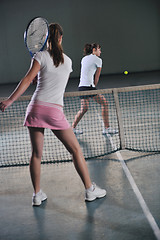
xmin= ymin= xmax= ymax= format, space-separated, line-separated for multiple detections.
xmin=24 ymin=17 xmax=49 ymax=57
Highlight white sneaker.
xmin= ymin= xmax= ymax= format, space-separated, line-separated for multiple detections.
xmin=85 ymin=183 xmax=106 ymax=201
xmin=73 ymin=128 xmax=83 ymax=135
xmin=103 ymin=127 xmax=118 ymax=135
xmin=32 ymin=189 xmax=47 ymax=206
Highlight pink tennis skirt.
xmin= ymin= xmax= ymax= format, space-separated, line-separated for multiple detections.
xmin=24 ymin=101 xmax=70 ymax=130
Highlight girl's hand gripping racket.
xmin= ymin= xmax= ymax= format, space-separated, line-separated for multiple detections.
xmin=24 ymin=17 xmax=49 ymax=57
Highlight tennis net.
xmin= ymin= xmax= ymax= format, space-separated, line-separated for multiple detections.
xmin=0 ymin=84 xmax=160 ymax=167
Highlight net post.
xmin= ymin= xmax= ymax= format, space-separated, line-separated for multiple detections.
xmin=113 ymin=89 xmax=125 ymax=150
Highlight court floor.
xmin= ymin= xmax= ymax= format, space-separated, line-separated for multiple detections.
xmin=0 ymin=150 xmax=160 ymax=240
xmin=0 ymin=71 xmax=160 ymax=240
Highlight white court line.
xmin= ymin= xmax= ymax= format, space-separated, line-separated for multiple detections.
xmin=108 ymin=135 xmax=160 ymax=240
xmin=94 ymin=108 xmax=160 ymax=240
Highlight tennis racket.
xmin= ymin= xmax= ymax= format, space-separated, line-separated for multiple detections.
xmin=24 ymin=17 xmax=49 ymax=57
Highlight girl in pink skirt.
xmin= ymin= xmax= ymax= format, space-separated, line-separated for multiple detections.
xmin=0 ymin=23 xmax=106 ymax=206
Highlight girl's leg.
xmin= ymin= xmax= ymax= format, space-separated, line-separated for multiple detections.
xmin=28 ymin=127 xmax=45 ymax=194
xmin=93 ymin=94 xmax=109 ymax=128
xmin=52 ymin=128 xmax=92 ymax=189
xmin=72 ymin=99 xmax=90 ymax=128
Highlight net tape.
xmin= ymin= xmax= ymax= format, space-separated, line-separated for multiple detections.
xmin=0 ymin=84 xmax=160 ymax=167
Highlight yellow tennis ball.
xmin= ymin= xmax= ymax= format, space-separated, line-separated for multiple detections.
xmin=124 ymin=70 xmax=128 ymax=75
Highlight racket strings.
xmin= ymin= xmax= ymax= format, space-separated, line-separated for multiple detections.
xmin=25 ymin=17 xmax=48 ymax=55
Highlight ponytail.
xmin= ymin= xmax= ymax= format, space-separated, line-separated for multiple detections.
xmin=47 ymin=23 xmax=64 ymax=67
xmin=83 ymin=43 xmax=101 ymax=56
xmin=83 ymin=43 xmax=92 ymax=55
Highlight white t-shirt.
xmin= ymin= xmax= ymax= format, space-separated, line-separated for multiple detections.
xmin=31 ymin=50 xmax=72 ymax=106
xmin=79 ymin=54 xmax=102 ymax=87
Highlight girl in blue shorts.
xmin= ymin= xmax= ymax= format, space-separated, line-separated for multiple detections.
xmin=72 ymin=43 xmax=118 ymax=135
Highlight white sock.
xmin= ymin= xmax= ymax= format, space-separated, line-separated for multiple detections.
xmin=34 ymin=190 xmax=41 ymax=196
xmin=87 ymin=184 xmax=94 ymax=191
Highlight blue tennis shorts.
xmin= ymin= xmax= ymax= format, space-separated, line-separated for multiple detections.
xmin=78 ymin=86 xmax=97 ymax=99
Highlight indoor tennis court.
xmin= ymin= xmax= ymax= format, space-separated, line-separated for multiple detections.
xmin=0 ymin=151 xmax=159 ymax=240
xmin=0 ymin=72 xmax=160 ymax=240
xmin=0 ymin=0 xmax=160 ymax=239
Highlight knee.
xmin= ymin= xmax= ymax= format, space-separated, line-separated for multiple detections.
xmin=31 ymin=151 xmax=42 ymax=162
xmin=82 ymin=107 xmax=88 ymax=114
xmin=79 ymin=108 xmax=88 ymax=117
xmin=81 ymin=104 xmax=89 ymax=114
xmin=68 ymin=144 xmax=81 ymax=157
xmin=101 ymin=98 xmax=108 ymax=107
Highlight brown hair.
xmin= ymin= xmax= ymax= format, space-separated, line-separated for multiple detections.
xmin=47 ymin=23 xmax=64 ymax=67
xmin=83 ymin=43 xmax=101 ymax=55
